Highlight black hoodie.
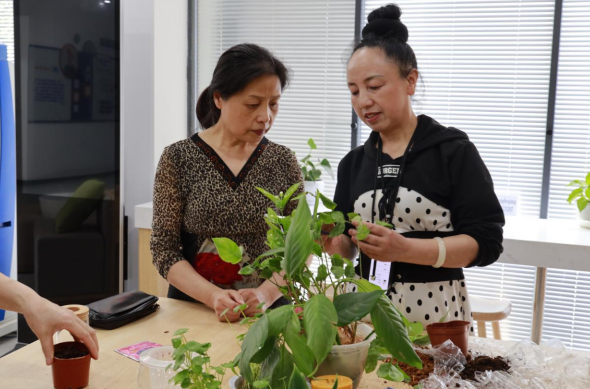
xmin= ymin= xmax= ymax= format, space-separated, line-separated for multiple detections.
xmin=333 ymin=114 xmax=505 ymax=284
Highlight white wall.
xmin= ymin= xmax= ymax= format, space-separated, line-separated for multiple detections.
xmin=122 ymin=0 xmax=187 ymax=290
xmin=153 ymin=0 xmax=187 ymax=169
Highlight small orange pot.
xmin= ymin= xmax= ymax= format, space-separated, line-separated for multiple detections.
xmin=52 ymin=342 xmax=91 ymax=389
xmin=426 ymin=321 xmax=470 ymax=356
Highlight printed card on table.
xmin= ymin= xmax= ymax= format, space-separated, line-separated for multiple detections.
xmin=115 ymin=341 xmax=162 ymax=362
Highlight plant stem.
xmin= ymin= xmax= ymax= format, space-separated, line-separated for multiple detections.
xmin=363 ymin=330 xmax=375 ymax=341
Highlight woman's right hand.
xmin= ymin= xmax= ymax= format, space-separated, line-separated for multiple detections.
xmin=208 ymin=289 xmax=245 ymax=322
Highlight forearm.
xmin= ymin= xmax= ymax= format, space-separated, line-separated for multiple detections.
xmin=0 ymin=273 xmax=41 ymax=314
xmin=402 ymin=234 xmax=479 ymax=268
xmin=167 ymin=261 xmax=222 ymax=307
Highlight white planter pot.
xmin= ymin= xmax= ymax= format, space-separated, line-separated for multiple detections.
xmin=315 ymin=323 xmax=376 ymax=389
xmin=304 ymin=180 xmax=325 ymax=206
xmin=229 ymin=375 xmax=310 ymax=389
xmin=580 ymin=206 xmax=590 ymax=229
xmin=137 ymin=346 xmax=180 ymax=389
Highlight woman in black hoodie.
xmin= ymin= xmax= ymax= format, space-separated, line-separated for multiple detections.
xmin=325 ymin=4 xmax=505 ymax=332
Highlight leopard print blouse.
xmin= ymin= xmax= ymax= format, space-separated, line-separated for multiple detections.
xmin=150 ymin=133 xmax=303 ymax=290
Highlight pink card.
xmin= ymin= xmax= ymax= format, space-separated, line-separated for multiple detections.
xmin=115 ymin=341 xmax=163 ymax=362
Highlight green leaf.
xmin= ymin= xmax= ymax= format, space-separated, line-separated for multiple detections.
xmin=172 ymin=344 xmax=187 ymax=359
xmin=173 ymin=370 xmax=189 ymax=384
xmin=271 ymin=345 xmax=296 ymax=389
xmin=376 ymin=220 xmax=394 ymax=228
xmin=333 ymin=290 xmax=385 ymax=326
xmin=586 ymin=187 xmax=590 ymax=200
xmin=439 ymin=306 xmax=452 ymax=322
xmin=316 ymin=264 xmax=329 ymax=282
xmin=329 ymin=222 xmax=346 ymax=238
xmin=312 ymin=242 xmax=323 ymax=257
xmin=185 ymin=341 xmax=211 ymax=354
xmin=256 ymin=187 xmax=281 ymax=209
xmin=407 ymin=321 xmax=424 ymax=338
xmin=289 ymin=365 xmax=309 ymax=389
xmin=251 ymin=336 xmax=277 ymax=364
xmin=347 ymin=212 xmax=362 ymax=222
xmin=355 ymin=278 xmax=381 ymax=292
xmin=192 ymin=364 xmax=203 ymax=375
xmin=233 ymin=303 xmax=248 ymax=313
xmin=568 ymin=187 xmax=584 ymax=203
xmin=191 ymin=355 xmax=210 ymax=365
xmin=284 ymin=311 xmax=316 ymax=376
xmin=307 ymin=138 xmax=317 ymax=150
xmin=239 ymin=265 xmax=255 ymax=275
xmin=254 ymin=379 xmax=270 ymax=388
xmin=331 ymin=211 xmax=345 ymax=223
xmin=283 ymin=198 xmax=314 ymax=278
xmin=586 ymin=171 xmax=590 ymax=186
xmin=330 ymin=254 xmax=343 ymax=268
xmin=318 ymin=212 xmax=334 ymax=225
xmin=304 ymin=295 xmax=338 ymax=364
xmin=331 ymin=266 xmax=344 ymax=278
xmin=279 ymin=183 xmax=302 ymax=210
xmin=345 ymin=264 xmax=356 ymax=278
xmin=174 ymin=328 xmax=189 ymax=336
xmin=412 ymin=334 xmax=431 ymax=346
xmin=356 ymin=222 xmax=371 ymax=241
xmin=319 ymin=159 xmax=334 ymax=179
xmin=265 ymin=305 xmax=292 ymax=336
xmin=257 ymin=302 xmax=266 ymax=310
xmin=577 ymin=197 xmax=589 ymax=212
xmin=318 ymin=192 xmax=337 ymax=210
xmin=239 ymin=314 xmax=269 ymax=383
xmin=212 ymin=237 xmax=243 ymax=264
xmin=173 ymin=354 xmax=185 ymax=370
xmin=206 ymin=382 xmax=222 ymax=389
xmin=365 ymin=338 xmax=388 ymax=373
xmin=371 ymin=296 xmax=422 ymax=369
xmin=171 ymin=337 xmax=182 ymax=348
xmin=377 ymin=363 xmax=405 ymax=381
xmin=181 ymin=377 xmax=191 ymax=388
xmin=220 ymin=308 xmax=229 ymax=318
xmin=260 ymin=342 xmax=281 ymax=382
xmin=331 ymin=377 xmax=339 ymax=389
xmin=568 ymin=179 xmax=584 ymax=187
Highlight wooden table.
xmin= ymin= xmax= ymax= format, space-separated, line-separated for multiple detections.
xmin=0 ymin=298 xmax=409 ymax=388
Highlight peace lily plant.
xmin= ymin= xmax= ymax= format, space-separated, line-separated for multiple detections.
xmin=211 ymin=184 xmax=423 ymax=388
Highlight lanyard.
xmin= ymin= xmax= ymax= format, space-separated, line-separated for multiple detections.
xmin=369 ymin=127 xmax=419 ymax=281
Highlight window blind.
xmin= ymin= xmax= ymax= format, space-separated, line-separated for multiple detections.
xmin=0 ymin=0 xmax=13 ymax=62
xmin=362 ymin=0 xmax=555 ymax=218
xmin=548 ymin=0 xmax=590 ymax=219
xmin=196 ymin=0 xmax=355 ymax=199
xmin=543 ymin=0 xmax=590 ymax=352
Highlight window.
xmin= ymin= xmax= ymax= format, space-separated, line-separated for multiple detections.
xmin=196 ymin=0 xmax=355 ymax=198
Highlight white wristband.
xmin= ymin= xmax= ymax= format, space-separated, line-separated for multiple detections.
xmin=432 ymin=237 xmax=446 ymax=268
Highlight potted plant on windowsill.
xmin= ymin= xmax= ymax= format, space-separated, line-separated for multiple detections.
xmin=567 ymin=171 xmax=590 ymax=228
xmin=298 ymin=138 xmax=334 ymax=205
xmin=213 ymin=184 xmax=423 ymax=389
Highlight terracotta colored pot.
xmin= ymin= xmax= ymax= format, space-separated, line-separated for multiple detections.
xmin=52 ymin=342 xmax=91 ymax=389
xmin=426 ymin=321 xmax=470 ymax=356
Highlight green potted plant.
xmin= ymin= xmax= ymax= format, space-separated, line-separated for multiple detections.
xmin=567 ymin=171 xmax=590 ymax=228
xmin=298 ymin=138 xmax=334 ymax=205
xmin=213 ymin=185 xmax=422 ymax=389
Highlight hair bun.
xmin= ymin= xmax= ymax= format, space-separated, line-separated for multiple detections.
xmin=362 ymin=4 xmax=408 ymax=43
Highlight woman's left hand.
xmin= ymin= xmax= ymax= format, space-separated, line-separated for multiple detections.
xmin=349 ymin=220 xmax=411 ymax=263
xmin=237 ymin=288 xmax=271 ymax=316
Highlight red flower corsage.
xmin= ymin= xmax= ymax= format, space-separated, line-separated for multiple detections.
xmin=194 ymin=252 xmax=243 ymax=285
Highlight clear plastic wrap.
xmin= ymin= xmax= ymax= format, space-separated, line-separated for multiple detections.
xmin=415 ymin=337 xmax=590 ymax=389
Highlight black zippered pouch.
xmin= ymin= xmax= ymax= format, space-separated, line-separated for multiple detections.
xmin=88 ymin=290 xmax=159 ymax=330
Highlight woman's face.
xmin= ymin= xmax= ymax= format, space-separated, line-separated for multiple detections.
xmin=347 ymin=47 xmax=417 ymax=133
xmin=214 ymin=74 xmax=282 ymax=143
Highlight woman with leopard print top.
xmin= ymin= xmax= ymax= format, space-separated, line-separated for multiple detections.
xmin=151 ymin=44 xmax=302 ymax=322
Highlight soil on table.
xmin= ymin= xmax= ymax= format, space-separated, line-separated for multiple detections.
xmin=54 ymin=343 xmax=89 ymax=359
xmin=391 ymin=350 xmax=510 ymax=386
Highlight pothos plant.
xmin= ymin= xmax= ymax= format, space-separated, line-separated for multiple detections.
xmin=298 ymin=138 xmax=334 ymax=182
xmin=567 ymin=171 xmax=590 ymax=212
xmin=212 ymin=183 xmax=423 ymax=388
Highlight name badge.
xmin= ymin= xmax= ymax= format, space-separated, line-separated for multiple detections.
xmin=369 ymin=261 xmax=391 ymax=290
